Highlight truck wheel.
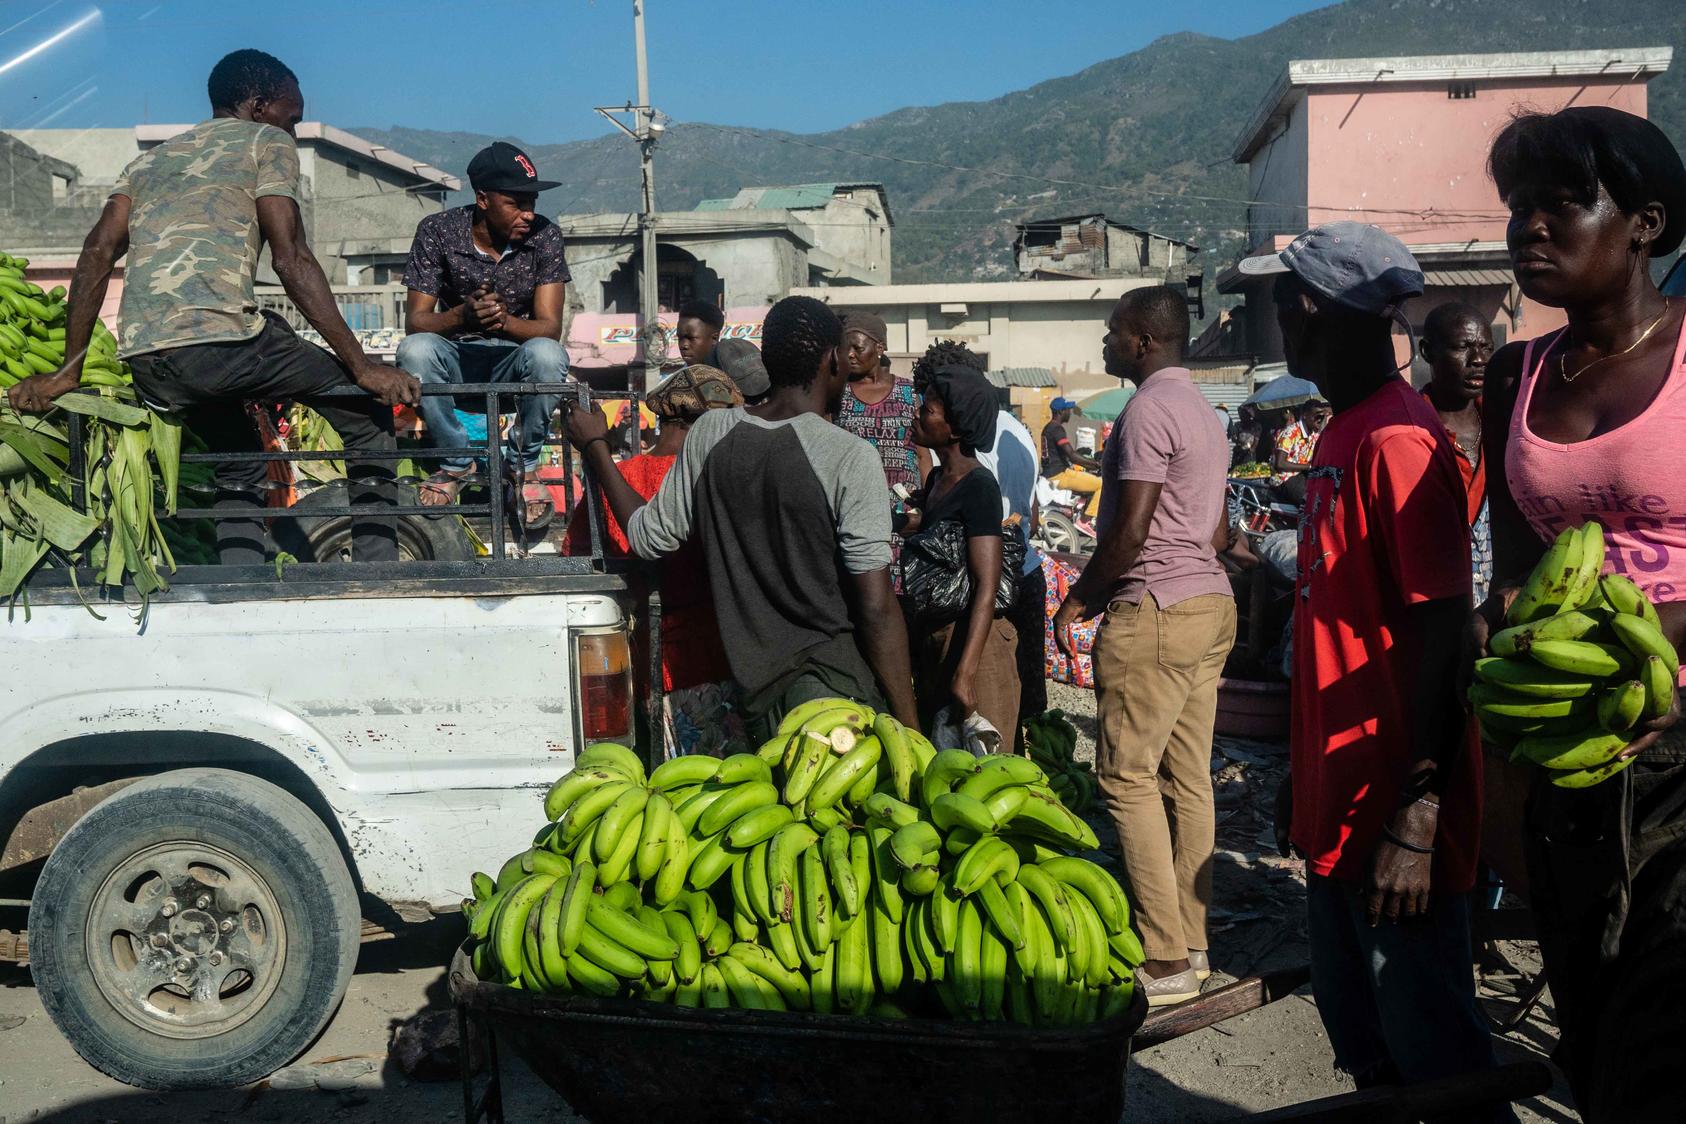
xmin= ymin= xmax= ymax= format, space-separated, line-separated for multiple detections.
xmin=28 ymin=769 xmax=359 ymax=1090
xmin=282 ymin=478 xmax=475 ymax=563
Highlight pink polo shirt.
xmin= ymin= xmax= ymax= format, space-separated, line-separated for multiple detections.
xmin=1096 ymin=367 xmax=1233 ymax=607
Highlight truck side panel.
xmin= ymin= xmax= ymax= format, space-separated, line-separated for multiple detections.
xmin=0 ymin=591 xmax=623 ymax=908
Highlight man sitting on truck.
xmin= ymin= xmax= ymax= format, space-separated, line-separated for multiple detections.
xmin=398 ymin=142 xmax=571 ymax=524
xmin=7 ymin=49 xmax=420 ymax=564
xmin=564 ymin=296 xmax=919 ymax=737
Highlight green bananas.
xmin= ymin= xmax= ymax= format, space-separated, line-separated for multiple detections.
xmin=1473 ymin=521 xmax=1677 ymax=787
xmin=460 ymin=697 xmax=1140 ymax=1021
xmin=1023 ymin=711 xmax=1099 ymax=816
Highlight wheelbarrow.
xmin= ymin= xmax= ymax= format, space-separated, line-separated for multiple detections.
xmin=449 ymin=946 xmax=1148 ymax=1124
xmin=452 ymin=950 xmax=1553 ymax=1123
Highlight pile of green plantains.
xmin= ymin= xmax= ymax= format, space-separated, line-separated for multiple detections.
xmin=463 ymin=697 xmax=1145 ymax=1023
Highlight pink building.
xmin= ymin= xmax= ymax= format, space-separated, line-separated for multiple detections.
xmin=1214 ymin=46 xmax=1673 ymax=365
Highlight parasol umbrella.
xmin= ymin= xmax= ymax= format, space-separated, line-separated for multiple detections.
xmin=1243 ymin=373 xmax=1321 ymax=410
xmin=1077 ymin=384 xmax=1136 ymax=422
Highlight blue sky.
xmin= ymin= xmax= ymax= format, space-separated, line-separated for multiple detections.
xmin=0 ymin=0 xmax=1323 ymax=141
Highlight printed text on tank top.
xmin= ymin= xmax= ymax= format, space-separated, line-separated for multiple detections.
xmin=1507 ymin=306 xmax=1686 ymax=603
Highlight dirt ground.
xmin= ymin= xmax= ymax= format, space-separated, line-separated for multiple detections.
xmin=0 ymin=682 xmax=1581 ymax=1122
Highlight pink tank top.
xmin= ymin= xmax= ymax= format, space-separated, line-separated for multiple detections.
xmin=1507 ymin=313 xmax=1686 ymax=605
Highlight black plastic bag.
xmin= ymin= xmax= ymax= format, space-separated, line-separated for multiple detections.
xmin=902 ymin=520 xmax=1024 ymax=624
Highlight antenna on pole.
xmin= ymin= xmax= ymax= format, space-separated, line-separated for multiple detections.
xmin=594 ymin=1 xmax=665 ymax=398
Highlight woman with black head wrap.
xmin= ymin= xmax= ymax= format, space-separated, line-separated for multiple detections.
xmin=901 ymin=365 xmax=1021 ymax=741
xmin=1468 ymin=106 xmax=1686 ymax=1122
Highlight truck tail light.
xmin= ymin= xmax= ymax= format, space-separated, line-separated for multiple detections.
xmin=576 ymin=631 xmax=633 ymax=744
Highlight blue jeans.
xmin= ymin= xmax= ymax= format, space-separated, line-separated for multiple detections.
xmin=1306 ymin=874 xmax=1514 ymax=1121
xmin=396 ymin=334 xmax=567 ymax=472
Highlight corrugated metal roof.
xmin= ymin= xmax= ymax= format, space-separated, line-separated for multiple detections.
xmin=1196 ymin=381 xmax=1252 ymax=412
xmin=1424 ymin=268 xmax=1513 ymax=287
xmin=696 ymin=184 xmax=840 ymax=211
xmin=986 ymin=367 xmax=1057 ymax=388
xmin=692 ymin=183 xmax=894 ymax=224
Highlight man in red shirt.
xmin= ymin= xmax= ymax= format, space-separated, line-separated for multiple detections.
xmin=1241 ymin=224 xmax=1506 ymax=1110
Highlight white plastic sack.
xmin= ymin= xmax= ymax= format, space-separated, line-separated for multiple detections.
xmin=931 ymin=707 xmax=1004 ymax=757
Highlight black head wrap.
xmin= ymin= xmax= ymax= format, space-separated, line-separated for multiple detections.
xmin=927 ymin=365 xmax=998 ymax=453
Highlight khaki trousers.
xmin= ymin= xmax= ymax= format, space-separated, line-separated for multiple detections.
xmin=1093 ymin=591 xmax=1236 ymax=962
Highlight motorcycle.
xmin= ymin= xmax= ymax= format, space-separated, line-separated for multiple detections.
xmin=1227 ymin=476 xmax=1298 ymax=543
xmin=1033 ymin=477 xmax=1097 ymax=557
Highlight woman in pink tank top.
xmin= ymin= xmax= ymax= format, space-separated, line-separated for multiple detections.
xmin=1473 ymin=107 xmax=1686 ymax=1123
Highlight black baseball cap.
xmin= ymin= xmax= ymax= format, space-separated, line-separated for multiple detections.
xmin=467 ymin=141 xmax=560 ymax=194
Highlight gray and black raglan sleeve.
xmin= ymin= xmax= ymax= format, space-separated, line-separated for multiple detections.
xmin=625 ymin=408 xmax=736 ymax=560
xmin=794 ymin=417 xmax=894 ymax=574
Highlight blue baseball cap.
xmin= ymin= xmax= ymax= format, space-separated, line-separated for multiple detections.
xmin=1238 ymin=222 xmax=1424 ymax=317
xmin=1050 ymin=396 xmax=1077 ymax=411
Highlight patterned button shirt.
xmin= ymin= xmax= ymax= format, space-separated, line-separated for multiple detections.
xmin=112 ymin=118 xmax=301 ymax=358
xmin=403 ymin=205 xmax=571 ymax=328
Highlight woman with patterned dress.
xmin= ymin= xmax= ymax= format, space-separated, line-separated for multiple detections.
xmin=833 ymin=312 xmax=930 ymax=587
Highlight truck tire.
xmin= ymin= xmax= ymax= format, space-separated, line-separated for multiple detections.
xmin=28 ymin=769 xmax=360 ymax=1090
xmin=282 ymin=478 xmax=475 ymax=563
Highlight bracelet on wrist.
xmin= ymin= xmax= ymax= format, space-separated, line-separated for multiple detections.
xmin=1380 ymin=826 xmax=1435 ymax=855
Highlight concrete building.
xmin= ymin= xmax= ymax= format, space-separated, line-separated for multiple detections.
xmin=559 ymin=182 xmax=893 ymax=317
xmin=9 ymin=124 xmax=458 ymax=285
xmin=1212 ymin=47 xmax=1672 ymax=366
xmin=558 ymin=210 xmax=815 ymax=316
xmin=1013 ymin=214 xmax=1197 ymax=281
xmin=696 ymin=183 xmax=892 ymax=285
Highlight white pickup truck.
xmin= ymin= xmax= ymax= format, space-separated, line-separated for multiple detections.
xmin=0 ymin=391 xmax=646 ymax=1090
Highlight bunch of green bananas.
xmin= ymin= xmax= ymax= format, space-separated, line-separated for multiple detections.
xmin=1023 ymin=710 xmax=1096 ymax=815
xmin=461 ymin=698 xmax=1145 ymax=1024
xmin=1472 ymin=521 xmax=1678 ymax=788
xmin=0 ymin=252 xmax=182 ymax=609
xmin=0 ymin=255 xmax=128 ymax=390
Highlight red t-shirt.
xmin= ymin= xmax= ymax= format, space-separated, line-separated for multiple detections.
xmin=1289 ymin=379 xmax=1482 ymax=893
xmin=564 ymin=454 xmax=731 ymax=692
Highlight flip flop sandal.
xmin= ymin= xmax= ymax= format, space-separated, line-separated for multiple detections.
xmin=419 ymin=468 xmax=473 ymax=510
xmin=520 ymin=480 xmax=554 ymax=527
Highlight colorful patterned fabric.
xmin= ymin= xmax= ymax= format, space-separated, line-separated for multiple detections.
xmin=113 ymin=118 xmax=301 ymax=358
xmin=837 ymin=375 xmax=920 ymax=590
xmin=835 ymin=377 xmax=921 ymax=493
xmin=1043 ymin=554 xmax=1100 ymax=688
xmin=1270 ymin=421 xmax=1318 ymax=485
xmin=661 ymin=681 xmax=750 ymax=760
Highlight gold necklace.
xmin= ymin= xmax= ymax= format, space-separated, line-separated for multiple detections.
xmin=1558 ymin=305 xmax=1672 ymax=383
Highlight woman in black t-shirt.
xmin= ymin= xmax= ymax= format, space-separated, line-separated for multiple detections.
xmin=901 ymin=366 xmax=1022 ymax=742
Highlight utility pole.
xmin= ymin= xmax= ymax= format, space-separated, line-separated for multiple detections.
xmin=633 ymin=1 xmax=662 ymax=390
xmin=598 ymin=5 xmax=665 ymax=397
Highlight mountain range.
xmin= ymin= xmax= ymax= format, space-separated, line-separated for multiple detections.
xmin=356 ymin=0 xmax=1684 ymax=283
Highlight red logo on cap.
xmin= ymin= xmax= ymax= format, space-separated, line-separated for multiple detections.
xmin=515 ymin=154 xmax=536 ymax=179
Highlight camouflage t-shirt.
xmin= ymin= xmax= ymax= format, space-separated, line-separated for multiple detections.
xmin=112 ymin=117 xmax=301 ymax=358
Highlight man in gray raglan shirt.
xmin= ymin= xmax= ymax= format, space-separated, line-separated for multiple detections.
xmin=566 ymin=296 xmax=918 ymax=738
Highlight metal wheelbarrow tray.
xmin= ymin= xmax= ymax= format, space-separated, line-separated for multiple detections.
xmin=449 ymin=947 xmax=1149 ymax=1124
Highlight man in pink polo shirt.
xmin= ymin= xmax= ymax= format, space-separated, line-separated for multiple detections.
xmin=1054 ymin=285 xmax=1236 ymax=1006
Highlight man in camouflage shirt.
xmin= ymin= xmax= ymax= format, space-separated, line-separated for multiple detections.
xmin=8 ymin=49 xmax=419 ymax=564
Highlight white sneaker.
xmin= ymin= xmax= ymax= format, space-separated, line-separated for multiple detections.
xmin=1188 ymin=949 xmax=1211 ymax=981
